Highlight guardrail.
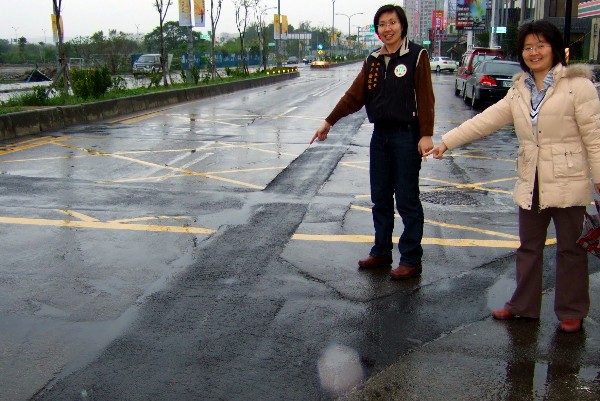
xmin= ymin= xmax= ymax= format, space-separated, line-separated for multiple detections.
xmin=0 ymin=71 xmax=299 ymax=141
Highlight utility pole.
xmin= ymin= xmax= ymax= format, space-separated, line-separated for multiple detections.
xmin=276 ymin=0 xmax=282 ymax=67
xmin=186 ymin=26 xmax=194 ymax=83
xmin=489 ymin=0 xmax=497 ymax=48
xmin=564 ymin=0 xmax=572 ymax=51
xmin=331 ymin=0 xmax=336 ymax=59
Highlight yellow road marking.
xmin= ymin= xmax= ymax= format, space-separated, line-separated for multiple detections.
xmin=217 ymin=142 xmax=299 ymax=157
xmin=0 ymin=155 xmax=87 ymax=163
xmin=0 ymin=137 xmax=67 ymax=156
xmin=351 ymin=205 xmax=521 ymax=240
xmin=0 ymin=213 xmax=558 ymax=246
xmin=448 ymin=150 xmax=516 ymax=163
xmin=109 ymin=216 xmax=188 ymax=223
xmin=205 ymin=166 xmax=289 ymax=174
xmin=57 ymin=210 xmax=100 ymax=222
xmin=47 ymin=143 xmax=265 ymax=189
xmin=102 ymin=166 xmax=287 ymax=183
xmin=0 ymin=216 xmax=215 ymax=234
xmin=291 ymin=234 xmax=556 ymax=248
xmin=107 ymin=107 xmax=173 ymax=124
xmin=420 ymin=176 xmax=516 ymax=195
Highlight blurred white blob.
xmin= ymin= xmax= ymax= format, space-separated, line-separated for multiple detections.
xmin=317 ymin=343 xmax=365 ymax=396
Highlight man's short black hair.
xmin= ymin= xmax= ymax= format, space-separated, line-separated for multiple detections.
xmin=374 ymin=4 xmax=408 ymax=40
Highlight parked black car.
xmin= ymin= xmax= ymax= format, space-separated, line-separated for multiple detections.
xmin=462 ymin=60 xmax=522 ymax=108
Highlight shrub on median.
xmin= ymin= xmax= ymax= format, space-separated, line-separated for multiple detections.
xmin=70 ymin=66 xmax=112 ymax=99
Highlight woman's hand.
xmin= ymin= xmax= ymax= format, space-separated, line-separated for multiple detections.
xmin=418 ymin=136 xmax=433 ymax=160
xmin=310 ymin=121 xmax=331 ymax=144
xmin=423 ymin=142 xmax=448 ymax=159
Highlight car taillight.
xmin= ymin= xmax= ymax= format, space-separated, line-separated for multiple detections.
xmin=443 ymin=61 xmax=448 ymax=64
xmin=480 ymin=75 xmax=497 ymax=86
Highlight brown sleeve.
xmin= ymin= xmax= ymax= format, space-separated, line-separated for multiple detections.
xmin=325 ymin=61 xmax=367 ymax=126
xmin=414 ymin=49 xmax=435 ymax=137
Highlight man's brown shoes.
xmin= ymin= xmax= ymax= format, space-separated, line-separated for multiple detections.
xmin=358 ymin=254 xmax=393 ymax=269
xmin=389 ymin=263 xmax=422 ymax=280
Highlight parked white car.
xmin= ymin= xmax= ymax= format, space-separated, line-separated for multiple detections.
xmin=429 ymin=56 xmax=458 ymax=73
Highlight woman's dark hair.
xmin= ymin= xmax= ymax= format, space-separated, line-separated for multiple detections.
xmin=517 ymin=20 xmax=566 ymax=71
xmin=374 ymin=4 xmax=408 ymax=40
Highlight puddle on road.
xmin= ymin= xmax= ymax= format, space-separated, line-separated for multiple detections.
xmin=487 ymin=275 xmax=516 ymax=310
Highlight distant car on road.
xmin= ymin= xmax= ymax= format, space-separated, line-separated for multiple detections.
xmin=286 ymin=56 xmax=299 ymax=64
xmin=310 ymin=60 xmax=330 ymax=69
xmin=132 ymin=54 xmax=162 ymax=77
xmin=462 ymin=60 xmax=522 ymax=108
xmin=429 ymin=56 xmax=458 ymax=73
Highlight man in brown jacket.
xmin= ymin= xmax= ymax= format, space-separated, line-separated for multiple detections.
xmin=311 ymin=4 xmax=435 ymax=279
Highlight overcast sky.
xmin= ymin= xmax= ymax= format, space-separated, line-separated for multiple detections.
xmin=0 ymin=0 xmax=388 ymax=43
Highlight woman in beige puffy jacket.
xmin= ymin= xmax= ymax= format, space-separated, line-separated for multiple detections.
xmin=426 ymin=21 xmax=600 ymax=333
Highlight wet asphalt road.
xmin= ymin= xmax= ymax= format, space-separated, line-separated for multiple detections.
xmin=1 ymin=64 xmax=599 ymax=400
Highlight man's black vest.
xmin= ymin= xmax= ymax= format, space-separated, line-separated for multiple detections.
xmin=364 ymin=41 xmax=424 ymax=126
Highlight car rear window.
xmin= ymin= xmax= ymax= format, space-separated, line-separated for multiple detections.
xmin=483 ymin=63 xmax=522 ymax=75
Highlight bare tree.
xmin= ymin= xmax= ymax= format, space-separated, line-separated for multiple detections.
xmin=52 ymin=0 xmax=70 ymax=93
xmin=153 ymin=0 xmax=173 ymax=87
xmin=233 ymin=0 xmax=256 ymax=75
xmin=255 ymin=1 xmax=271 ymax=72
xmin=209 ymin=0 xmax=223 ymax=80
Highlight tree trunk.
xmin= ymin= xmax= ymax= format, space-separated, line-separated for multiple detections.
xmin=52 ymin=0 xmax=70 ymax=94
xmin=160 ymin=23 xmax=168 ymax=87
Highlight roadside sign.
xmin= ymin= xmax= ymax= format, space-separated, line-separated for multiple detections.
xmin=268 ymin=42 xmax=275 ymax=47
xmin=423 ymin=40 xmax=431 ymax=45
xmin=579 ymin=0 xmax=600 ymax=17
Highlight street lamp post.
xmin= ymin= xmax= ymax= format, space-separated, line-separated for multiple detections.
xmin=259 ymin=6 xmax=277 ymax=71
xmin=336 ymin=12 xmax=363 ymax=56
xmin=331 ymin=0 xmax=336 ymax=59
xmin=276 ymin=0 xmax=283 ymax=67
xmin=355 ymin=25 xmax=365 ymax=55
xmin=11 ymin=26 xmax=18 ymax=44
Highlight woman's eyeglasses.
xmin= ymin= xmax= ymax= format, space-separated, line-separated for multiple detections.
xmin=522 ymin=44 xmax=548 ymax=54
xmin=377 ymin=20 xmax=399 ymax=29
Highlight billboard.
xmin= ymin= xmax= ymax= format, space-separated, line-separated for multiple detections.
xmin=179 ymin=0 xmax=192 ymax=26
xmin=431 ymin=10 xmax=444 ymax=30
xmin=578 ymin=0 xmax=600 ymax=17
xmin=456 ymin=0 xmax=486 ymax=30
xmin=193 ymin=0 xmax=205 ymax=27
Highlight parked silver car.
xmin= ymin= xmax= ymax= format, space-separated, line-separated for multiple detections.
xmin=429 ymin=56 xmax=458 ymax=73
xmin=132 ymin=54 xmax=162 ymax=77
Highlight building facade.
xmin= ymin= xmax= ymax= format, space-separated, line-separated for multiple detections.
xmin=402 ymin=0 xmax=599 ymax=61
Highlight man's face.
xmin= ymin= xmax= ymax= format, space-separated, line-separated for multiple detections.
xmin=377 ymin=11 xmax=402 ymax=49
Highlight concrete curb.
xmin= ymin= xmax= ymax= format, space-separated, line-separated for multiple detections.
xmin=0 ymin=72 xmax=299 ymax=141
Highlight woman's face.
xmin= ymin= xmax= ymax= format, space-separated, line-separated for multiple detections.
xmin=377 ymin=11 xmax=402 ymax=49
xmin=522 ymin=33 xmax=554 ymax=74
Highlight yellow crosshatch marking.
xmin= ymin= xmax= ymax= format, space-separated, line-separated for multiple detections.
xmin=292 ymin=205 xmax=556 ymax=248
xmin=108 ymin=110 xmax=326 ymax=125
xmin=0 ymin=131 xmax=544 ymax=248
xmin=0 ymin=210 xmax=215 ymax=235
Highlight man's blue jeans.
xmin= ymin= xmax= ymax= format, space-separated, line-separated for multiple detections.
xmin=369 ymin=124 xmax=423 ymax=266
